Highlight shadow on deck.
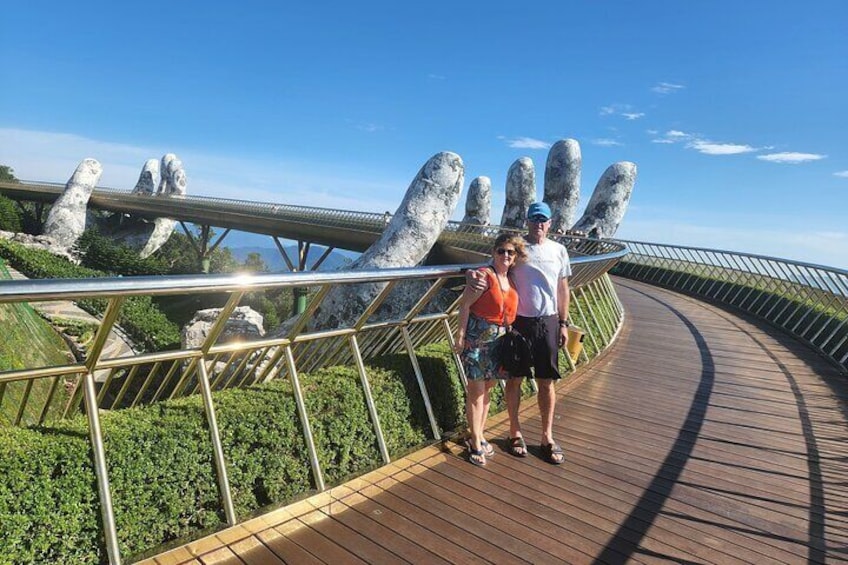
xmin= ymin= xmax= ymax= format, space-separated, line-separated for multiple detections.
xmin=142 ymin=277 xmax=848 ymax=564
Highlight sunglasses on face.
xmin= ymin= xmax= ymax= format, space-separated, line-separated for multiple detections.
xmin=528 ymin=216 xmax=549 ymax=224
xmin=496 ymin=248 xmax=516 ymax=256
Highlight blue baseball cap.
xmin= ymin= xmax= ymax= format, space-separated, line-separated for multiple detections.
xmin=527 ymin=202 xmax=552 ymax=221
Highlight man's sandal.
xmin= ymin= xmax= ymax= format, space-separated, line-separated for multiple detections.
xmin=541 ymin=442 xmax=564 ymax=465
xmin=468 ymin=446 xmax=486 ymax=466
xmin=507 ymin=436 xmax=528 ymax=458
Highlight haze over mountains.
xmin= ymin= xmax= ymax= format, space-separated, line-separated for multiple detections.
xmin=229 ymin=244 xmax=356 ymax=272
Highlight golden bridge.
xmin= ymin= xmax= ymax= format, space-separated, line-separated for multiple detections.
xmin=0 ymin=181 xmax=845 ymax=564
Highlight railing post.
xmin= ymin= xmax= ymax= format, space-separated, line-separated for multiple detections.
xmin=196 ymin=357 xmax=237 ymax=524
xmin=284 ymin=345 xmax=325 ymax=491
xmin=401 ymin=326 xmax=441 ymax=440
xmin=349 ymin=334 xmax=390 ymax=463
xmin=83 ymin=370 xmax=122 ymax=565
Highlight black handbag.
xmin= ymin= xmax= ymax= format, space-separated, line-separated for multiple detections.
xmin=498 ymin=327 xmax=533 ymax=376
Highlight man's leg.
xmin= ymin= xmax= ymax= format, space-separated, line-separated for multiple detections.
xmin=537 ymin=377 xmax=564 ymax=463
xmin=505 ymin=377 xmax=527 ymax=456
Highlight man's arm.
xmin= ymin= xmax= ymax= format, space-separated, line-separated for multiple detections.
xmin=465 ymin=267 xmax=489 ymax=292
xmin=557 ymin=276 xmax=570 ymax=348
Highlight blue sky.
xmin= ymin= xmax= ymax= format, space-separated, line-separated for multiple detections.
xmin=2 ymin=1 xmax=846 ymax=268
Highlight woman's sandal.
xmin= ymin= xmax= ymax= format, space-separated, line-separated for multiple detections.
xmin=468 ymin=446 xmax=486 ymax=466
xmin=507 ymin=436 xmax=528 ymax=458
xmin=541 ymin=442 xmax=564 ymax=465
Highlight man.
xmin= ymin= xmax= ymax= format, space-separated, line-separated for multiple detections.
xmin=467 ymin=201 xmax=571 ymax=464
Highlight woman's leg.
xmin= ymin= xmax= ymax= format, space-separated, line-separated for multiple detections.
xmin=466 ymin=379 xmax=487 ymax=447
xmin=466 ymin=379 xmax=487 ymax=464
xmin=479 ymin=380 xmax=496 ymax=435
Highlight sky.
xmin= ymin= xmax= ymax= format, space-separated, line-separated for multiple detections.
xmin=1 ymin=1 xmax=846 ymax=269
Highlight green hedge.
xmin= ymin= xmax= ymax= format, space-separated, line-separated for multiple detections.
xmin=77 ymin=231 xmax=169 ymax=276
xmin=0 ymin=239 xmax=180 ymax=351
xmin=0 ymin=343 xmax=458 ymax=564
xmin=0 ymin=195 xmax=23 ymax=232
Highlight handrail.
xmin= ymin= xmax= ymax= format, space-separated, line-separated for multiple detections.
xmin=611 ymin=238 xmax=848 ymax=372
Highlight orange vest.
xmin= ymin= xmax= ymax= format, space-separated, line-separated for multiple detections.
xmin=470 ymin=268 xmax=518 ymax=325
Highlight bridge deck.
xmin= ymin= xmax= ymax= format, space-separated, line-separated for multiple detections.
xmin=142 ymin=278 xmax=848 ymax=564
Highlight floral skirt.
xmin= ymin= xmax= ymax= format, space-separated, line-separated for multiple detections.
xmin=460 ymin=314 xmax=507 ymax=381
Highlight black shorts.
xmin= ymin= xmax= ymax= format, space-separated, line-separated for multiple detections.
xmin=511 ymin=314 xmax=562 ymax=380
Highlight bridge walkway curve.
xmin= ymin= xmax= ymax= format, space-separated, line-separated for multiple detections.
xmin=142 ymin=277 xmax=848 ymax=564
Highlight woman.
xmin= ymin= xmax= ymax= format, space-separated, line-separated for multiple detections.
xmin=454 ymin=233 xmax=526 ymax=465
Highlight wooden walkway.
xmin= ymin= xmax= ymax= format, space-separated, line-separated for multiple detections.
xmin=142 ymin=278 xmax=848 ymax=564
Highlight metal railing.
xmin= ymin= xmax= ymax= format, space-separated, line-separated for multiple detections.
xmin=0 ymin=245 xmax=626 ymax=564
xmin=612 ymin=239 xmax=848 ymax=372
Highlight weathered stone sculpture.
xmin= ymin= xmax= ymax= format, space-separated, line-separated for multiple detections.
xmin=499 ymin=157 xmax=536 ymax=230
xmin=159 ymin=153 xmax=187 ymax=197
xmin=461 ymin=176 xmax=491 ymax=226
xmin=132 ymin=159 xmax=159 ymax=195
xmin=288 ymin=151 xmax=464 ymax=332
xmin=43 ymin=158 xmax=102 ymax=250
xmin=571 ymin=161 xmax=637 ymax=238
xmin=544 ymin=139 xmax=581 ymax=233
xmin=112 ymin=154 xmax=185 ymax=257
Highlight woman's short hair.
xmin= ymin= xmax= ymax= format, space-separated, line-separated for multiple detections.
xmin=492 ymin=233 xmax=527 ymax=262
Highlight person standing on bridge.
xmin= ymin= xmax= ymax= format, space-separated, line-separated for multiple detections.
xmin=454 ymin=233 xmax=525 ymax=466
xmin=467 ymin=202 xmax=571 ymax=464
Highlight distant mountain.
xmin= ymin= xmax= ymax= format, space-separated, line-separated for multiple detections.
xmin=229 ymin=245 xmax=356 ymax=272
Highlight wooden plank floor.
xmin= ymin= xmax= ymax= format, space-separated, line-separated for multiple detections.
xmin=141 ymin=278 xmax=848 ymax=564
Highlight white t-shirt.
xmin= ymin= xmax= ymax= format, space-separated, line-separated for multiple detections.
xmin=511 ymin=238 xmax=571 ymax=317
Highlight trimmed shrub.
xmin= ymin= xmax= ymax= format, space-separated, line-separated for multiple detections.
xmin=0 ymin=195 xmax=23 ymax=232
xmin=0 ymin=350 xmax=461 ymax=564
xmin=77 ymin=231 xmax=169 ymax=276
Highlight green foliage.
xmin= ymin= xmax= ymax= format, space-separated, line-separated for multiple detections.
xmin=77 ymin=230 xmax=169 ymax=276
xmin=0 ymin=350 xmax=456 ymax=564
xmin=242 ymin=252 xmax=267 ymax=273
xmin=0 ymin=165 xmax=18 ymax=183
xmin=0 ymin=425 xmax=100 ymax=564
xmin=0 ymin=258 xmax=74 ymax=424
xmin=0 ymin=194 xmax=23 ymax=232
xmin=153 ymin=231 xmax=240 ymax=275
xmin=371 ymin=341 xmax=467 ymax=435
xmin=0 ymin=239 xmax=180 ymax=351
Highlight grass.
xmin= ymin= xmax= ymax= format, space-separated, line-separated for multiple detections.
xmin=0 ymin=260 xmax=74 ymax=425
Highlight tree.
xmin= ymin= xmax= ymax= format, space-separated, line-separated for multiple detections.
xmin=242 ymin=252 xmax=268 ymax=273
xmin=0 ymin=165 xmax=19 ymax=183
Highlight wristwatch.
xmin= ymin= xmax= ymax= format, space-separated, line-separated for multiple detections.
xmin=558 ymin=319 xmax=571 ymax=328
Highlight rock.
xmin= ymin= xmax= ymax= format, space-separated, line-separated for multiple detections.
xmin=544 ymin=139 xmax=581 ymax=233
xmin=461 ymin=176 xmax=491 ymax=226
xmin=288 ymin=151 xmax=464 ymax=332
xmin=0 ymin=231 xmax=79 ymax=263
xmin=499 ymin=157 xmax=536 ymax=230
xmin=182 ymin=306 xmax=265 ymax=349
xmin=43 ymin=159 xmax=102 ymax=250
xmin=571 ymin=161 xmax=637 ymax=238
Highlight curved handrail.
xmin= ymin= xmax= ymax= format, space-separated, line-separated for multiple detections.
xmin=611 ymin=238 xmax=848 ymax=372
